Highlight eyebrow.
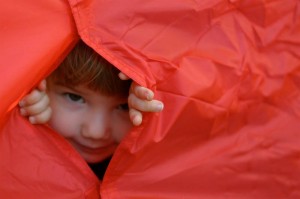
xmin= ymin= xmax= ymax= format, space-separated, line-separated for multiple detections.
xmin=53 ymin=80 xmax=88 ymax=95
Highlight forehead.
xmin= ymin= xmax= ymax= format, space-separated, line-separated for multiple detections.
xmin=47 ymin=67 xmax=131 ymax=98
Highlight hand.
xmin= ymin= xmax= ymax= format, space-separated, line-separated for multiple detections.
xmin=19 ymin=80 xmax=52 ymax=124
xmin=119 ymin=72 xmax=164 ymax=126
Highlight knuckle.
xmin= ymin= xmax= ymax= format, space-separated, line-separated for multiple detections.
xmin=136 ymin=86 xmax=145 ymax=96
xmin=28 ymin=99 xmax=48 ymax=115
xmin=36 ymin=107 xmax=52 ymax=123
xmin=128 ymin=93 xmax=138 ymax=107
xmin=28 ymin=90 xmax=43 ymax=103
xmin=42 ymin=94 xmax=50 ymax=105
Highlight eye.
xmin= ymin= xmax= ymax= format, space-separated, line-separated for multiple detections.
xmin=117 ymin=103 xmax=129 ymax=111
xmin=64 ymin=93 xmax=85 ymax=103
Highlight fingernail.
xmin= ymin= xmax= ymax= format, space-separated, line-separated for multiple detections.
xmin=146 ymin=92 xmax=154 ymax=101
xmin=156 ymin=102 xmax=164 ymax=111
xmin=20 ymin=108 xmax=27 ymax=116
xmin=146 ymin=94 xmax=151 ymax=100
xmin=133 ymin=116 xmax=142 ymax=126
xmin=29 ymin=117 xmax=36 ymax=124
xmin=19 ymin=100 xmax=25 ymax=107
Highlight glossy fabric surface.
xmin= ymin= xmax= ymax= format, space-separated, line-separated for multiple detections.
xmin=1 ymin=0 xmax=300 ymax=198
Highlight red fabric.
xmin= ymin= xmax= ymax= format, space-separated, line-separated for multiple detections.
xmin=0 ymin=0 xmax=78 ymax=123
xmin=0 ymin=109 xmax=100 ymax=198
xmin=1 ymin=0 xmax=300 ymax=198
xmin=0 ymin=0 xmax=99 ymax=198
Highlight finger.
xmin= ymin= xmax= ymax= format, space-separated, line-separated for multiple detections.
xmin=29 ymin=107 xmax=52 ymax=124
xmin=19 ymin=90 xmax=46 ymax=107
xmin=132 ymin=84 xmax=154 ymax=101
xmin=20 ymin=93 xmax=50 ymax=116
xmin=118 ymin=72 xmax=130 ymax=80
xmin=129 ymin=108 xmax=143 ymax=126
xmin=37 ymin=79 xmax=47 ymax=91
xmin=128 ymin=93 xmax=164 ymax=112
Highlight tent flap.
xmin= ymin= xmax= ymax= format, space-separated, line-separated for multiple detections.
xmin=1 ymin=0 xmax=300 ymax=198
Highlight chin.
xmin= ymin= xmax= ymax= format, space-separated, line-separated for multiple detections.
xmin=75 ymin=145 xmax=117 ymax=164
xmin=83 ymin=154 xmax=112 ymax=164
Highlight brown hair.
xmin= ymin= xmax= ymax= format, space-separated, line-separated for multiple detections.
xmin=49 ymin=40 xmax=131 ymax=97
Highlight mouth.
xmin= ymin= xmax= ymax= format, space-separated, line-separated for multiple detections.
xmin=69 ymin=140 xmax=116 ymax=154
xmin=66 ymin=139 xmax=118 ymax=163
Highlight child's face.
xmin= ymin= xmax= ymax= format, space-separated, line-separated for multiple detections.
xmin=47 ymin=79 xmax=132 ymax=163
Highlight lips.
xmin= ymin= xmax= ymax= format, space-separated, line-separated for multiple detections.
xmin=66 ymin=139 xmax=118 ymax=163
xmin=74 ymin=142 xmax=105 ymax=153
xmin=68 ymin=139 xmax=116 ymax=154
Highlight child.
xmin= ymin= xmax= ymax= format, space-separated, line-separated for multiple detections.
xmin=19 ymin=62 xmax=162 ymax=126
xmin=19 ymin=40 xmax=164 ymax=179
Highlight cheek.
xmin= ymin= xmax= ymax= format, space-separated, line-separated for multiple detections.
xmin=112 ymin=114 xmax=133 ymax=143
xmin=48 ymin=103 xmax=77 ymax=138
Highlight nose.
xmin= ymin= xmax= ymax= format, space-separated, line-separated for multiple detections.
xmin=81 ymin=111 xmax=111 ymax=140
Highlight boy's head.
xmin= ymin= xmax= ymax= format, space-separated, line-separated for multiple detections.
xmin=49 ymin=40 xmax=131 ymax=97
xmin=47 ymin=40 xmax=133 ymax=163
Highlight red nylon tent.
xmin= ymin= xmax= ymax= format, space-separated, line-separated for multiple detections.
xmin=1 ymin=0 xmax=300 ymax=198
